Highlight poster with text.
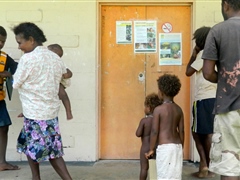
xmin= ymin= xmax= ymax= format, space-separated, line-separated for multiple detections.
xmin=159 ymin=33 xmax=182 ymax=65
xmin=116 ymin=21 xmax=132 ymax=44
xmin=134 ymin=21 xmax=157 ymax=53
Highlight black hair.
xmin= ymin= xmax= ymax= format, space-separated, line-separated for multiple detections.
xmin=144 ymin=93 xmax=162 ymax=113
xmin=193 ymin=26 xmax=211 ymax=50
xmin=0 ymin=26 xmax=7 ymax=37
xmin=12 ymin=22 xmax=47 ymax=44
xmin=157 ymin=74 xmax=181 ymax=97
xmin=48 ymin=44 xmax=63 ymax=51
xmin=222 ymin=0 xmax=240 ymax=11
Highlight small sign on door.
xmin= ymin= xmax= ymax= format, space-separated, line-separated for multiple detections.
xmin=162 ymin=22 xmax=172 ymax=33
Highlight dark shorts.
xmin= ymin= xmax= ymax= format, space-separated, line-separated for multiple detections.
xmin=0 ymin=100 xmax=12 ymax=127
xmin=192 ymin=98 xmax=215 ymax=134
xmin=17 ymin=117 xmax=64 ymax=163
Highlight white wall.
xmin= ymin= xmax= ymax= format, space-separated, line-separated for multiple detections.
xmin=190 ymin=0 xmax=222 ymax=162
xmin=2 ymin=0 xmax=98 ymax=162
xmin=2 ymin=0 xmax=222 ymax=162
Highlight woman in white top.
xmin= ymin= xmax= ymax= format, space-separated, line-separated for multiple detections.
xmin=13 ymin=22 xmax=72 ymax=180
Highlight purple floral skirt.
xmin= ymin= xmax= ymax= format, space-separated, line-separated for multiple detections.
xmin=17 ymin=117 xmax=64 ymax=163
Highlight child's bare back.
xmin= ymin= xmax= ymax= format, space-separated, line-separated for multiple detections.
xmin=153 ymin=102 xmax=184 ymax=146
xmin=145 ymin=74 xmax=184 ymax=180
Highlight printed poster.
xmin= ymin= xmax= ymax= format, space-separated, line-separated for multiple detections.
xmin=159 ymin=33 xmax=182 ymax=65
xmin=116 ymin=21 xmax=132 ymax=44
xmin=134 ymin=21 xmax=157 ymax=53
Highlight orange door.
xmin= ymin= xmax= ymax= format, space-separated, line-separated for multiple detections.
xmin=100 ymin=4 xmax=191 ymax=159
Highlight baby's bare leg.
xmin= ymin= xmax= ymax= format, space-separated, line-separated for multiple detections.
xmin=58 ymin=84 xmax=73 ymax=120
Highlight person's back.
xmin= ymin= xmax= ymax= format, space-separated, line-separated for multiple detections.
xmin=136 ymin=93 xmax=162 ymax=180
xmin=145 ymin=74 xmax=184 ymax=180
xmin=14 ymin=47 xmax=64 ymax=120
xmin=156 ymin=102 xmax=183 ymax=145
xmin=203 ymin=17 xmax=240 ymax=114
xmin=202 ymin=1 xmax=240 ymax=179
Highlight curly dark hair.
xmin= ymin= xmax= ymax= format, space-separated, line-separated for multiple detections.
xmin=157 ymin=74 xmax=181 ymax=97
xmin=193 ymin=26 xmax=211 ymax=50
xmin=144 ymin=93 xmax=162 ymax=113
xmin=12 ymin=22 xmax=47 ymax=44
xmin=0 ymin=26 xmax=7 ymax=37
xmin=223 ymin=0 xmax=240 ymax=11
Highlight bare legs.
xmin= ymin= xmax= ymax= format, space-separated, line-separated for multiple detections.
xmin=0 ymin=125 xmax=19 ymax=171
xmin=192 ymin=132 xmax=212 ymax=177
xmin=27 ymin=156 xmax=41 ymax=180
xmin=139 ymin=155 xmax=149 ymax=180
xmin=27 ymin=156 xmax=72 ymax=180
xmin=49 ymin=157 xmax=72 ymax=180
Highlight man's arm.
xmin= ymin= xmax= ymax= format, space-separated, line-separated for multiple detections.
xmin=185 ymin=46 xmax=200 ymax=76
xmin=0 ymin=71 xmax=11 ymax=78
xmin=0 ymin=55 xmax=18 ymax=78
xmin=202 ymin=59 xmax=218 ymax=83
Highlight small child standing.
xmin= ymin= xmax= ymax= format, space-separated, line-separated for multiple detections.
xmin=145 ymin=74 xmax=184 ymax=180
xmin=48 ymin=44 xmax=73 ymax=120
xmin=136 ymin=93 xmax=162 ymax=180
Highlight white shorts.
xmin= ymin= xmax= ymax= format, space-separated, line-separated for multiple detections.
xmin=209 ymin=110 xmax=240 ymax=176
xmin=156 ymin=144 xmax=183 ymax=180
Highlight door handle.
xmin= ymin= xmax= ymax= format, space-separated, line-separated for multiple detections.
xmin=138 ymin=72 xmax=145 ymax=82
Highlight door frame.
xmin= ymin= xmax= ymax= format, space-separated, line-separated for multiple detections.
xmin=97 ymin=0 xmax=196 ymax=161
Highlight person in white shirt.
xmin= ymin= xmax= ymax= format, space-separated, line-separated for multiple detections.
xmin=12 ymin=22 xmax=72 ymax=180
xmin=186 ymin=26 xmax=216 ymax=178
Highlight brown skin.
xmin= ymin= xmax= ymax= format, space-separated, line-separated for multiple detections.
xmin=0 ymin=35 xmax=12 ymax=79
xmin=0 ymin=34 xmax=20 ymax=171
xmin=145 ymin=90 xmax=184 ymax=159
xmin=48 ymin=45 xmax=73 ymax=120
xmin=136 ymin=106 xmax=153 ymax=180
xmin=58 ymin=84 xmax=73 ymax=120
xmin=185 ymin=45 xmax=201 ymax=77
xmin=203 ymin=1 xmax=240 ymax=180
xmin=15 ymin=34 xmax=72 ymax=180
xmin=186 ymin=45 xmax=213 ymax=177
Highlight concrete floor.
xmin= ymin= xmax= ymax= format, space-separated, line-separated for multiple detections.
xmin=0 ymin=160 xmax=220 ymax=180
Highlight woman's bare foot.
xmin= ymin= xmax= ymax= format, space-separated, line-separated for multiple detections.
xmin=0 ymin=162 xmax=20 ymax=171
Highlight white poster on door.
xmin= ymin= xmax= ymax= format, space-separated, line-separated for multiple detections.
xmin=159 ymin=33 xmax=182 ymax=65
xmin=134 ymin=21 xmax=157 ymax=53
xmin=116 ymin=21 xmax=132 ymax=44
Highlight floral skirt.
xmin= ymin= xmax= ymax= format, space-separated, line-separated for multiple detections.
xmin=17 ymin=117 xmax=64 ymax=163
